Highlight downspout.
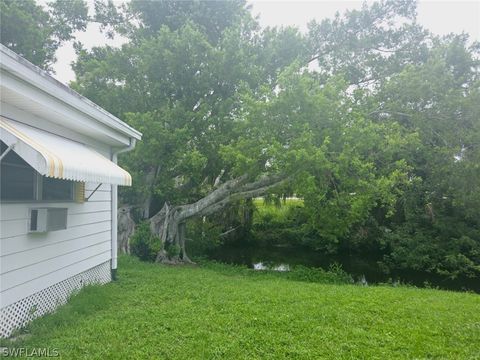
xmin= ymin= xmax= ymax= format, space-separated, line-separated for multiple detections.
xmin=111 ymin=138 xmax=136 ymax=280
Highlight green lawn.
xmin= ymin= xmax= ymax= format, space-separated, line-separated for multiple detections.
xmin=3 ymin=256 xmax=479 ymax=359
xmin=252 ymin=197 xmax=303 ymax=224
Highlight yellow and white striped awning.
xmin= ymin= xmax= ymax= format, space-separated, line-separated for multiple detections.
xmin=0 ymin=117 xmax=132 ymax=186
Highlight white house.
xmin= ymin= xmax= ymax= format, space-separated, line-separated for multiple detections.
xmin=0 ymin=44 xmax=142 ymax=338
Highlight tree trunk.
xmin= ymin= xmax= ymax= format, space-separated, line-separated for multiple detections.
xmin=118 ymin=206 xmax=135 ymax=254
xmin=142 ymin=166 xmax=160 ymax=219
xmin=178 ymin=222 xmax=192 ymax=262
xmin=149 ymin=174 xmax=288 ymax=264
xmin=243 ymin=198 xmax=254 ymax=229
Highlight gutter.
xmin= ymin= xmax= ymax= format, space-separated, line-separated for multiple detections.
xmin=111 ymin=138 xmax=137 ymax=280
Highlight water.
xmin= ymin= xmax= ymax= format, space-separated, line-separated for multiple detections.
xmin=208 ymin=245 xmax=480 ymax=292
xmin=253 ymin=262 xmax=290 ymax=271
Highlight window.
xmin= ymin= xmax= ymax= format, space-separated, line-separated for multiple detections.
xmin=42 ymin=177 xmax=74 ymax=201
xmin=1 ymin=141 xmax=77 ymax=202
xmin=1 ymin=143 xmax=36 ymax=201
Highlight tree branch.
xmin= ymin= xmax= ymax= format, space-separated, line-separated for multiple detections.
xmin=176 ymin=174 xmax=249 ymax=219
xmin=196 ymin=176 xmax=289 ymax=218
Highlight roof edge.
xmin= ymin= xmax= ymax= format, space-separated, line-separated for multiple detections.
xmin=0 ymin=44 xmax=142 ymax=141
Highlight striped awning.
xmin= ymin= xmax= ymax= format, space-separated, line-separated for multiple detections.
xmin=0 ymin=117 xmax=132 ymax=186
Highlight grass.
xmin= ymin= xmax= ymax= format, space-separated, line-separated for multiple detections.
xmin=2 ymin=256 xmax=480 ymax=359
xmin=252 ymin=197 xmax=303 ymax=225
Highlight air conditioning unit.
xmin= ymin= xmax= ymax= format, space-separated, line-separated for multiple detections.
xmin=29 ymin=208 xmax=68 ymax=232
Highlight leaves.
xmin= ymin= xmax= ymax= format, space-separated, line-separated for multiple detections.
xmin=0 ymin=0 xmax=89 ymax=70
xmin=67 ymin=1 xmax=480 ymax=278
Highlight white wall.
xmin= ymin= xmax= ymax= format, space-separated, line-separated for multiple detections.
xmin=0 ymin=106 xmax=114 ymax=309
xmin=0 ymin=182 xmax=112 ymax=308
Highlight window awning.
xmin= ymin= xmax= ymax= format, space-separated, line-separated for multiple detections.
xmin=0 ymin=117 xmax=132 ymax=186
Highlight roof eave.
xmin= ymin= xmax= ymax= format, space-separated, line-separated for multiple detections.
xmin=0 ymin=44 xmax=142 ymax=141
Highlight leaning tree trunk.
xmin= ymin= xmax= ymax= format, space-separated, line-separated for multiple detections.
xmin=149 ymin=202 xmax=191 ymax=264
xmin=149 ymin=173 xmax=288 ymax=264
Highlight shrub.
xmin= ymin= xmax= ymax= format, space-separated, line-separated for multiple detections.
xmin=379 ymin=226 xmax=480 ymax=279
xmin=130 ymin=222 xmax=161 ymax=262
xmin=252 ymin=200 xmax=311 ymax=247
xmin=196 ymin=259 xmax=354 ymax=285
xmin=186 ymin=217 xmax=223 ymax=256
xmin=166 ymin=243 xmax=181 ymax=258
xmin=286 ymin=263 xmax=354 ymax=284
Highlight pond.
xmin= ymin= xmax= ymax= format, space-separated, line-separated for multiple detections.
xmin=207 ymin=245 xmax=480 ymax=293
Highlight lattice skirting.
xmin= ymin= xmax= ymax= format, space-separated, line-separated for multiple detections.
xmin=0 ymin=261 xmax=111 ymax=338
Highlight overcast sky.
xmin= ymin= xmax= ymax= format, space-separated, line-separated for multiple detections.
xmin=50 ymin=0 xmax=480 ymax=84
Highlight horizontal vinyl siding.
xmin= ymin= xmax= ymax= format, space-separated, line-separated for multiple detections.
xmin=0 ymin=252 xmax=111 ymax=308
xmin=1 ymin=241 xmax=111 ymax=290
xmin=0 ymin=201 xmax=111 ymax=223
xmin=0 ymin=180 xmax=112 ymax=308
xmin=1 ymin=220 xmax=111 ymax=255
xmin=1 ymin=230 xmax=111 ymax=273
xmin=0 ymin=213 xmax=111 ymax=239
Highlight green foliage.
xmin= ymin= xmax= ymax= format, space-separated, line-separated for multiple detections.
xmin=3 ymin=256 xmax=480 ymax=358
xmin=252 ymin=199 xmax=312 ymax=247
xmin=253 ymin=198 xmax=303 ymax=220
xmin=0 ymin=0 xmax=88 ymax=70
xmin=66 ymin=1 xmax=480 ymax=279
xmin=72 ymin=1 xmax=309 ymax=214
xmin=366 ymin=34 xmax=480 ymax=278
xmin=165 ymin=243 xmax=181 ymax=259
xmin=128 ymin=0 xmax=248 ymax=44
xmin=380 ymin=225 xmax=480 ymax=279
xmin=129 ymin=222 xmax=160 ymax=262
xmin=286 ymin=264 xmax=354 ymax=284
xmin=196 ymin=258 xmax=353 ymax=285
xmin=186 ymin=217 xmax=223 ymax=256
xmin=307 ymin=0 xmax=428 ymax=86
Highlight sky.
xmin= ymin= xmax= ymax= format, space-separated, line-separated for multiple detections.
xmin=49 ymin=0 xmax=480 ymax=84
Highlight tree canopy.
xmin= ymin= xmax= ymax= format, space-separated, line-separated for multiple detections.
xmin=70 ymin=0 xmax=479 ymax=275
xmin=0 ymin=0 xmax=89 ymax=70
xmin=3 ymin=0 xmax=478 ymax=277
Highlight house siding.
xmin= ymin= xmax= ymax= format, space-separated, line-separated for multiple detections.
xmin=0 ymin=45 xmax=140 ymax=338
xmin=0 ymin=88 xmax=117 ymax=337
xmin=0 ymin=182 xmax=112 ymax=309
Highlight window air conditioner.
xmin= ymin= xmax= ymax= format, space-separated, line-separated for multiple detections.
xmin=29 ymin=208 xmax=68 ymax=232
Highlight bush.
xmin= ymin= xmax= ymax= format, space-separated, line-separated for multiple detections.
xmin=252 ymin=200 xmax=311 ymax=246
xmin=379 ymin=225 xmax=480 ymax=279
xmin=186 ymin=217 xmax=223 ymax=256
xmin=166 ymin=243 xmax=181 ymax=258
xmin=286 ymin=263 xmax=354 ymax=284
xmin=130 ymin=222 xmax=161 ymax=262
xmin=196 ymin=259 xmax=354 ymax=285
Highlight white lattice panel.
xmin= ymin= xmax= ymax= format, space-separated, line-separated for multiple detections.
xmin=0 ymin=261 xmax=111 ymax=338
